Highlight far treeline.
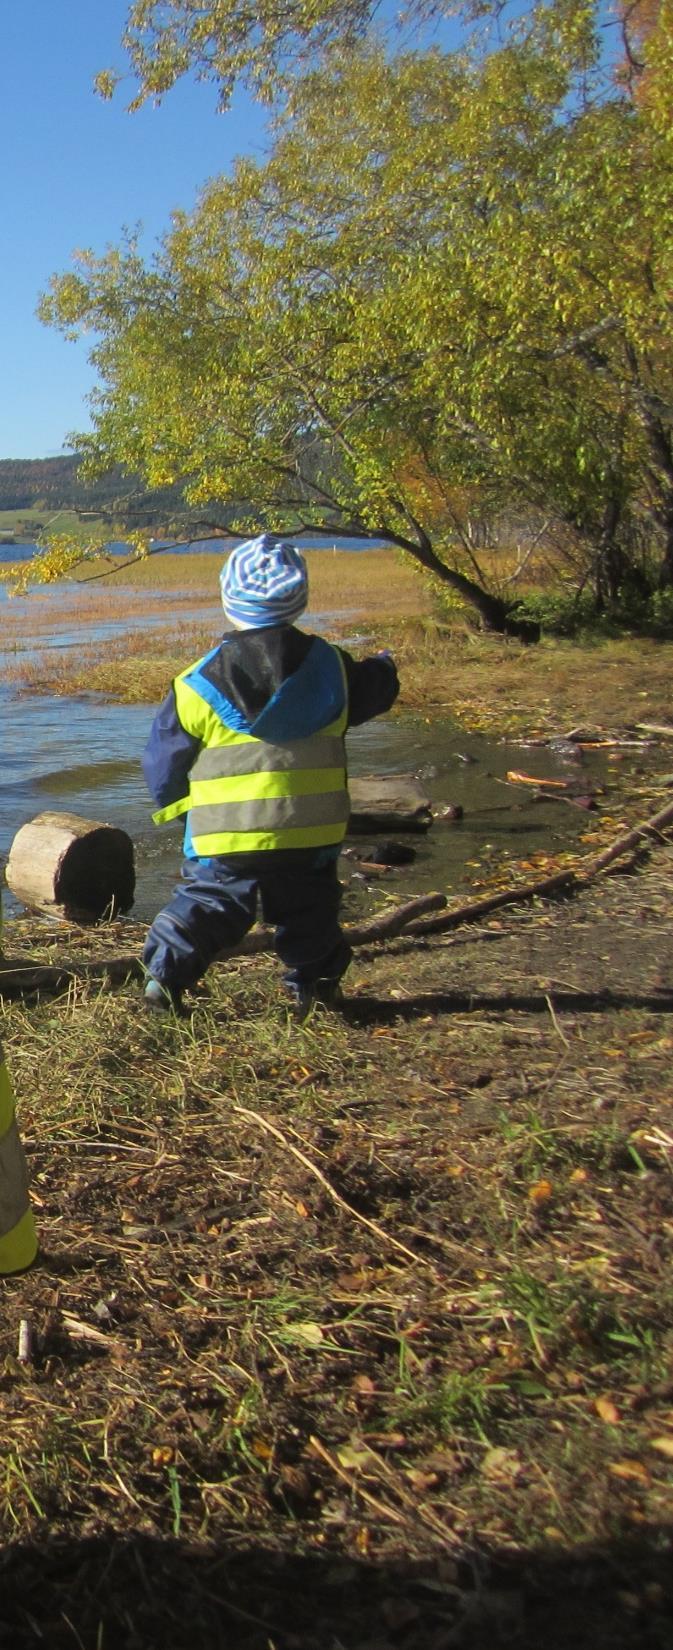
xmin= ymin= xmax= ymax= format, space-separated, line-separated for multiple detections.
xmin=32 ymin=0 xmax=673 ymax=638
xmin=0 ymin=456 xmax=235 ymax=535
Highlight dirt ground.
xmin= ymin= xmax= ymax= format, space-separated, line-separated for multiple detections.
xmin=0 ymin=813 xmax=672 ymax=1648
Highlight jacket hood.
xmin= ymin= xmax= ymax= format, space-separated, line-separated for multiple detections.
xmin=198 ymin=628 xmax=347 ymax=741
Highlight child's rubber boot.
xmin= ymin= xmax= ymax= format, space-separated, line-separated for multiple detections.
xmin=143 ymin=978 xmax=184 ymax=1015
xmin=284 ymin=979 xmax=344 ymax=1023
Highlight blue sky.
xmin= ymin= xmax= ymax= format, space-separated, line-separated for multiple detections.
xmin=1 ymin=1 xmax=471 ymax=461
xmin=0 ymin=0 xmax=265 ymax=458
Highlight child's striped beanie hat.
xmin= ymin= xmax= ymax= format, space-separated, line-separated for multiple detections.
xmin=220 ymin=534 xmax=308 ymax=629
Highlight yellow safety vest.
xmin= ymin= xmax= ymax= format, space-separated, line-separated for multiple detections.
xmin=154 ymin=646 xmax=351 ymax=857
xmin=0 ymin=898 xmax=38 ymax=1275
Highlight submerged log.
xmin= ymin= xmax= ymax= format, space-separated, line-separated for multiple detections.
xmin=5 ymin=811 xmax=135 ymax=924
xmin=348 ymin=775 xmax=433 ymax=833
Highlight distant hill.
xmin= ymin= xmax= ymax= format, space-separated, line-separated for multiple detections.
xmin=0 ymin=455 xmax=110 ymax=512
xmin=0 ymin=455 xmax=197 ymax=528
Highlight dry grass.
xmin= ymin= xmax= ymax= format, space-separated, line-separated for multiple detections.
xmin=2 ymin=550 xmax=431 ymax=703
xmin=387 ymin=621 xmax=673 ymax=736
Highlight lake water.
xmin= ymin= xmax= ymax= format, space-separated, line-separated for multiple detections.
xmin=0 ymin=535 xmax=385 ymax=566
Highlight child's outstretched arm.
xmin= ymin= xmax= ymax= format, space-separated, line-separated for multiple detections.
xmin=337 ymin=647 xmax=400 ymax=728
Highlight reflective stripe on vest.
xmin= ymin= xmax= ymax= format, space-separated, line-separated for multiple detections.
xmin=156 ymin=646 xmax=350 ymax=855
xmin=0 ymin=1051 xmax=38 ymax=1275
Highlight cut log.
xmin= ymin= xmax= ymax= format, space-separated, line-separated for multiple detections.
xmin=348 ymin=775 xmax=433 ymax=833
xmin=5 ymin=811 xmax=135 ymax=924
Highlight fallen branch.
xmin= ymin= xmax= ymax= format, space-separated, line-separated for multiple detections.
xmin=404 ymin=798 xmax=673 ymax=940
xmin=404 ymin=870 xmax=576 ymax=937
xmin=0 ymin=893 xmax=448 ymax=997
xmin=634 ymin=722 xmax=673 ymax=739
xmin=215 ymin=889 xmax=447 ymax=958
xmin=581 ymin=797 xmax=673 ymax=875
xmin=0 ymin=954 xmax=143 ymax=997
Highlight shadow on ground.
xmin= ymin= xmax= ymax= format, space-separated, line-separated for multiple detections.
xmin=341 ymin=989 xmax=673 ymax=1025
xmin=0 ymin=1525 xmax=671 ymax=1649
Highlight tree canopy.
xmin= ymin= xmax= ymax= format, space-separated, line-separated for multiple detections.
xmin=40 ymin=0 xmax=673 ymax=626
xmin=98 ymin=0 xmax=467 ymax=109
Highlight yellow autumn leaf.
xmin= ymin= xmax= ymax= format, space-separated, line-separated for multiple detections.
xmin=251 ymin=1438 xmax=273 ymax=1461
xmin=595 ymin=1396 xmax=620 ymax=1425
xmin=650 ymin=1436 xmax=673 ymax=1459
xmin=284 ymin=1321 xmax=324 ymax=1348
xmin=529 ymin=1179 xmax=553 ymax=1205
xmin=151 ymin=1446 xmax=174 ymax=1466
xmin=608 ymin=1460 xmax=650 ymax=1484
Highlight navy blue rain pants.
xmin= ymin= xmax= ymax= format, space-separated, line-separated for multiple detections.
xmin=143 ymin=851 xmax=352 ymax=993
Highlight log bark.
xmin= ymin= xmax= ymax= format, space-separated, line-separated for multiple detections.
xmin=5 ymin=812 xmax=135 ymax=923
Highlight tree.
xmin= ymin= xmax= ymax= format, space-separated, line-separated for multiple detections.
xmin=41 ymin=4 xmax=673 ymax=623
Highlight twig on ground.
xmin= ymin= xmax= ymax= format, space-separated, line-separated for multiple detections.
xmin=17 ymin=1320 xmax=33 ymax=1363
xmin=308 ymin=1435 xmax=407 ymax=1526
xmin=545 ymin=993 xmax=571 ymax=1048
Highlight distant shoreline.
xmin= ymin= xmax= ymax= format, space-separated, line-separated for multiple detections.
xmin=0 ymin=534 xmax=386 ymax=566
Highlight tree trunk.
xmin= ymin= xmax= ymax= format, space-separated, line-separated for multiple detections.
xmin=384 ymin=532 xmax=540 ymax=640
xmin=657 ymin=510 xmax=673 ymax=589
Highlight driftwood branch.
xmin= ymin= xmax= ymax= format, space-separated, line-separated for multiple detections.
xmin=0 ymin=953 xmax=143 ymax=997
xmin=403 ymin=799 xmax=673 ymax=940
xmin=214 ymin=890 xmax=447 ymax=959
xmin=581 ymin=798 xmax=673 ymax=875
xmin=0 ymin=893 xmax=446 ymax=998
xmin=404 ymin=870 xmax=576 ymax=938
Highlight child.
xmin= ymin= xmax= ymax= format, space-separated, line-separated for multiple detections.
xmin=141 ymin=533 xmax=399 ymax=1016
